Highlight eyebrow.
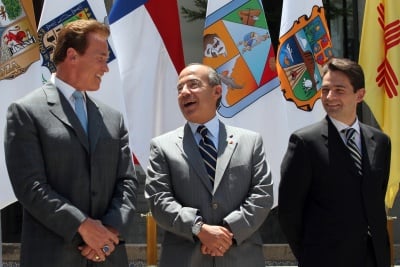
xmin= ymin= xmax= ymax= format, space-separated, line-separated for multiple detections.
xmin=177 ymin=79 xmax=200 ymax=87
xmin=321 ymin=83 xmax=346 ymax=88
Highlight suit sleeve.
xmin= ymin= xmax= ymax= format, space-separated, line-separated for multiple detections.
xmin=4 ymin=102 xmax=87 ymax=242
xmin=144 ymin=138 xmax=199 ymax=241
xmin=279 ymin=133 xmax=312 ymax=260
xmin=100 ymin=114 xmax=138 ymax=238
xmin=222 ymin=133 xmax=273 ymax=245
xmin=382 ymin=135 xmax=391 ymax=195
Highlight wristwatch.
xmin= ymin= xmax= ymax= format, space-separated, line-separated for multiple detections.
xmin=191 ymin=216 xmax=204 ymax=236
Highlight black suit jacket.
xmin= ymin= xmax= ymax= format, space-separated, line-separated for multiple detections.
xmin=279 ymin=116 xmax=391 ymax=267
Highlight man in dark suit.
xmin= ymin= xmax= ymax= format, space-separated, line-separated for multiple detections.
xmin=144 ymin=63 xmax=273 ymax=266
xmin=4 ymin=19 xmax=138 ymax=267
xmin=279 ymin=58 xmax=391 ymax=267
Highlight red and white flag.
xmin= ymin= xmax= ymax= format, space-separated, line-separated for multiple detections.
xmin=109 ymin=0 xmax=185 ymax=167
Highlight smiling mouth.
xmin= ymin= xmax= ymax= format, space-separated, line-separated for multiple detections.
xmin=327 ymin=103 xmax=339 ymax=107
xmin=184 ymin=101 xmax=196 ymax=107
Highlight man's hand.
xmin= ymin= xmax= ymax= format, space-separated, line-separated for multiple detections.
xmin=78 ymin=245 xmax=105 ymax=262
xmin=197 ymin=224 xmax=233 ymax=256
xmin=77 ymin=218 xmax=119 ymax=261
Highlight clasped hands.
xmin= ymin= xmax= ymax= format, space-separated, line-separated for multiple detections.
xmin=77 ymin=218 xmax=120 ymax=262
xmin=197 ymin=224 xmax=234 ymax=256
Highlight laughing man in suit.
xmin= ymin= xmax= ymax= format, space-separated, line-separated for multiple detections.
xmin=4 ymin=20 xmax=138 ymax=267
xmin=145 ymin=63 xmax=273 ymax=267
xmin=279 ymin=58 xmax=391 ymax=267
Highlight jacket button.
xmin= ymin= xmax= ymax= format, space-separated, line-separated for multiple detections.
xmin=212 ymin=203 xmax=218 ymax=209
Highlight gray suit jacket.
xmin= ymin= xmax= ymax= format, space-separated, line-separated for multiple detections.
xmin=4 ymin=82 xmax=138 ymax=267
xmin=145 ymin=121 xmax=273 ymax=267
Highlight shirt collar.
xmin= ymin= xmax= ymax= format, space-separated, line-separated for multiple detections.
xmin=52 ymin=73 xmax=86 ymax=101
xmin=188 ymin=115 xmax=219 ymax=138
xmin=329 ymin=116 xmax=360 ymax=134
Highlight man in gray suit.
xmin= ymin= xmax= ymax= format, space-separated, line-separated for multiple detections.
xmin=4 ymin=20 xmax=138 ymax=267
xmin=145 ymin=63 xmax=273 ymax=266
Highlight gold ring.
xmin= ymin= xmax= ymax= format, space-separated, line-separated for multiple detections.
xmin=95 ymin=255 xmax=100 ymax=261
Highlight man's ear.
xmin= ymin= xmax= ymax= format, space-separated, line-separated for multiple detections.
xmin=214 ymin=84 xmax=222 ymax=98
xmin=66 ymin=48 xmax=78 ymax=61
xmin=357 ymin=88 xmax=366 ymax=103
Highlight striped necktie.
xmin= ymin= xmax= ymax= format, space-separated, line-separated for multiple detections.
xmin=197 ymin=125 xmax=217 ymax=184
xmin=343 ymin=128 xmax=362 ymax=175
xmin=72 ymin=91 xmax=87 ymax=133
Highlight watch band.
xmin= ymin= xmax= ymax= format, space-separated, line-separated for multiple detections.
xmin=192 ymin=216 xmax=203 ymax=236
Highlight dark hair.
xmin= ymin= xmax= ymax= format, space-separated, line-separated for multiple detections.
xmin=322 ymin=58 xmax=365 ymax=92
xmin=53 ymin=19 xmax=110 ymax=66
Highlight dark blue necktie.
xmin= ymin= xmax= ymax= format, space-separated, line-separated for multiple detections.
xmin=343 ymin=128 xmax=362 ymax=175
xmin=197 ymin=125 xmax=217 ymax=184
xmin=73 ymin=91 xmax=87 ymax=133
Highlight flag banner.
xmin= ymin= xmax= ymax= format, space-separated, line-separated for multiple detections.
xmin=0 ymin=0 xmax=39 ymax=81
xmin=276 ymin=2 xmax=333 ymax=111
xmin=0 ymin=0 xmax=41 ymax=208
xmin=204 ymin=0 xmax=330 ymax=206
xmin=109 ymin=0 xmax=185 ymax=167
xmin=38 ymin=0 xmax=127 ymax=119
xmin=0 ymin=212 xmax=2 ymax=263
xmin=359 ymin=0 xmax=400 ymax=208
xmin=203 ymin=0 xmax=279 ymax=118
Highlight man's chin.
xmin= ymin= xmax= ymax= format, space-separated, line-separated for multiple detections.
xmin=324 ymin=105 xmax=340 ymax=114
xmin=86 ymin=86 xmax=101 ymax=92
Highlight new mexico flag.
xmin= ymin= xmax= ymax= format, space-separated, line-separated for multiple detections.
xmin=359 ymin=0 xmax=400 ymax=208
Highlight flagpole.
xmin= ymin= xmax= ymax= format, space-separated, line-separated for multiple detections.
xmin=0 ymin=211 xmax=2 ymax=265
xmin=142 ymin=212 xmax=157 ymax=267
xmin=387 ymin=216 xmax=396 ymax=267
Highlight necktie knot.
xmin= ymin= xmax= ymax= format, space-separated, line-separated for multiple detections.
xmin=197 ymin=125 xmax=208 ymax=138
xmin=344 ymin=127 xmax=356 ymax=141
xmin=73 ymin=90 xmax=84 ymax=100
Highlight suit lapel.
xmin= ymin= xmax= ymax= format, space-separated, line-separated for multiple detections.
xmin=177 ymin=124 xmax=213 ymax=193
xmin=360 ymin=124 xmax=376 ymax=176
xmin=321 ymin=117 xmax=329 ymax=148
xmin=214 ymin=122 xmax=236 ymax=192
xmin=176 ymin=122 xmax=237 ymax=194
xmin=44 ymin=83 xmax=89 ymax=152
xmin=86 ymin=96 xmax=102 ymax=154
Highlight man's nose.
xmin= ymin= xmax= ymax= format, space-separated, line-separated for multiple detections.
xmin=326 ymin=90 xmax=335 ymax=99
xmin=103 ymin=63 xmax=109 ymax=73
xmin=180 ymin=85 xmax=192 ymax=95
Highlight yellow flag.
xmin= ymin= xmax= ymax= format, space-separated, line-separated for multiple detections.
xmin=359 ymin=0 xmax=400 ymax=208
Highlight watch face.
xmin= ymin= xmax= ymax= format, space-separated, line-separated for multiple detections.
xmin=192 ymin=222 xmax=203 ymax=235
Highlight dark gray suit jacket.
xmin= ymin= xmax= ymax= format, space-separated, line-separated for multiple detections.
xmin=145 ymin=121 xmax=273 ymax=267
xmin=4 ymin=82 xmax=138 ymax=267
xmin=279 ymin=116 xmax=391 ymax=267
